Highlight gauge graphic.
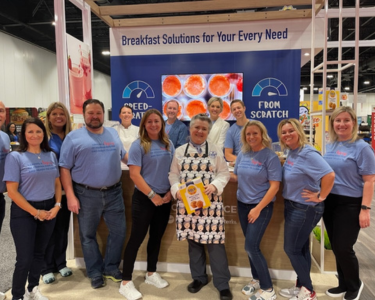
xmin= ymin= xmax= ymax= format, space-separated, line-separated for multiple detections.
xmin=252 ymin=78 xmax=288 ymax=97
xmin=122 ymin=81 xmax=155 ymax=99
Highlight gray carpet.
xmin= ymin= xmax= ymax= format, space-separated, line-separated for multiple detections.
xmin=0 ymin=194 xmax=16 ymax=293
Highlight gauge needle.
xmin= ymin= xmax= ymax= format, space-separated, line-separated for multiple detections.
xmin=268 ymin=92 xmax=277 ymax=96
xmin=137 ymin=91 xmax=142 ymax=98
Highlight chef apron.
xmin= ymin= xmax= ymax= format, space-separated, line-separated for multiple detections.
xmin=176 ymin=142 xmax=225 ymax=244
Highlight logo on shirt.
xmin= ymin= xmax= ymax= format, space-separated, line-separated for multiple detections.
xmin=251 ymin=158 xmax=262 ymax=166
xmin=104 ymin=142 xmax=115 ymax=146
xmin=286 ymin=160 xmax=294 ymax=166
xmin=336 ymin=150 xmax=347 ymax=156
xmin=209 ymin=151 xmax=217 ymax=158
xmin=42 ymin=160 xmax=53 ymax=165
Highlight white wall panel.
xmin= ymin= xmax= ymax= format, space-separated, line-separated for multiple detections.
xmin=0 ymin=32 xmax=111 ymax=119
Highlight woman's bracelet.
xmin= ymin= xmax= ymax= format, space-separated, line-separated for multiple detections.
xmin=148 ymin=190 xmax=156 ymax=199
xmin=34 ymin=210 xmax=40 ymax=220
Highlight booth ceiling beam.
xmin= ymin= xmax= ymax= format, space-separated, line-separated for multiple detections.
xmin=84 ymin=0 xmax=324 ymax=27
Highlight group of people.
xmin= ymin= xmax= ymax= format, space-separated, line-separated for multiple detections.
xmin=0 ymin=97 xmax=373 ymax=300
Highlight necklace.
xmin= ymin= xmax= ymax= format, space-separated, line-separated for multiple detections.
xmin=29 ymin=151 xmax=41 ymax=159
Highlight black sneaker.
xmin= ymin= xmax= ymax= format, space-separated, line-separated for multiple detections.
xmin=326 ymin=286 xmax=346 ymax=298
xmin=91 ymin=276 xmax=105 ymax=289
xmin=103 ymin=269 xmax=122 ymax=282
xmin=343 ymin=281 xmax=364 ymax=300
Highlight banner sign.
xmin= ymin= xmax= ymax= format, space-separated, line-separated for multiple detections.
xmin=66 ymin=34 xmax=93 ymax=115
xmin=110 ymin=19 xmax=323 ymax=141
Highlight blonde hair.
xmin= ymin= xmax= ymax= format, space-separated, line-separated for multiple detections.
xmin=277 ymin=118 xmax=309 ymax=151
xmin=139 ymin=109 xmax=170 ymax=154
xmin=241 ymin=120 xmax=272 ymax=153
xmin=329 ymin=106 xmax=358 ymax=143
xmin=45 ymin=102 xmax=72 ymax=139
xmin=207 ymin=97 xmax=223 ymax=110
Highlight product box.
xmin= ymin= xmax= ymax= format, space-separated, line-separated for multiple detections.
xmin=179 ymin=177 xmax=211 ymax=214
xmin=317 ymin=88 xmax=340 ymax=110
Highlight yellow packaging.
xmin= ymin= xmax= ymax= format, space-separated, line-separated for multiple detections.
xmin=179 ymin=177 xmax=211 ymax=214
xmin=318 ymin=88 xmax=340 ymax=110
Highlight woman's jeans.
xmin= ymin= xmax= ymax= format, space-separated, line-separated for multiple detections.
xmin=284 ymin=199 xmax=324 ymax=292
xmin=10 ymin=199 xmax=56 ymax=300
xmin=238 ymin=200 xmax=274 ymax=290
xmin=323 ymin=193 xmax=362 ymax=294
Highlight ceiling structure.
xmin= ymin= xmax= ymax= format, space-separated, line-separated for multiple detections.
xmin=0 ymin=0 xmax=374 ymax=93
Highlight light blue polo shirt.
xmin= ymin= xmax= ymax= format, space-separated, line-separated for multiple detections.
xmin=4 ymin=151 xmax=59 ymax=201
xmin=324 ymin=139 xmax=375 ymax=197
xmin=224 ymin=123 xmax=243 ymax=156
xmin=235 ymin=147 xmax=282 ymax=204
xmin=282 ymin=145 xmax=333 ymax=205
xmin=128 ymin=139 xmax=174 ymax=194
xmin=59 ymin=127 xmax=126 ymax=188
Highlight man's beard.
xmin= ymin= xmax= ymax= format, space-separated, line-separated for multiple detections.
xmin=86 ymin=120 xmax=103 ymax=129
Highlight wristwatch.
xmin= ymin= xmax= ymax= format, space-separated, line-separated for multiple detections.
xmin=55 ymin=203 xmax=62 ymax=209
xmin=361 ymin=205 xmax=371 ymax=210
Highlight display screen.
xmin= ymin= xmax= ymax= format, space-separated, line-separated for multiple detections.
xmin=161 ymin=73 xmax=243 ymax=121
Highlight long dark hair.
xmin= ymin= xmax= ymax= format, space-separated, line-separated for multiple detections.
xmin=18 ymin=117 xmax=53 ymax=152
xmin=6 ymin=122 xmax=18 ymax=135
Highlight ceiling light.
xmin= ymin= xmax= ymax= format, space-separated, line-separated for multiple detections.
xmin=303 ymin=87 xmax=308 ymax=90
xmin=102 ymin=51 xmax=110 ymax=55
xmin=314 ymin=87 xmax=318 ymax=90
xmin=304 ymin=53 xmax=309 ymax=56
xmin=52 ymin=22 xmax=56 ymax=26
xmin=327 ymin=75 xmax=333 ymax=78
xmin=344 ymin=87 xmax=350 ymax=90
xmin=364 ymin=81 xmax=370 ymax=85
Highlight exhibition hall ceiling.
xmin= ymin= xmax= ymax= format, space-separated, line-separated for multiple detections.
xmin=0 ymin=0 xmax=374 ymax=93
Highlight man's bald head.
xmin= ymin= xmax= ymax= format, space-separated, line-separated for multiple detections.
xmin=0 ymin=101 xmax=6 ymax=127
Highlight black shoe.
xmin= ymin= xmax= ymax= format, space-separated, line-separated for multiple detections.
xmin=187 ymin=280 xmax=207 ymax=293
xmin=343 ymin=281 xmax=364 ymax=300
xmin=326 ymin=286 xmax=346 ymax=298
xmin=219 ymin=289 xmax=233 ymax=300
xmin=91 ymin=276 xmax=105 ymax=289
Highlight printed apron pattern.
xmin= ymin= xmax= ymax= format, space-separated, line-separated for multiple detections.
xmin=176 ymin=142 xmax=225 ymax=244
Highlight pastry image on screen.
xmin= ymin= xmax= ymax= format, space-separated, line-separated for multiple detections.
xmin=161 ymin=73 xmax=243 ymax=121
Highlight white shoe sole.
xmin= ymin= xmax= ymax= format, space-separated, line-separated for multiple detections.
xmin=343 ymin=281 xmax=364 ymax=300
xmin=144 ymin=279 xmax=168 ymax=289
xmin=119 ymin=288 xmax=142 ymax=300
xmin=325 ymin=290 xmax=345 ymax=298
xmin=279 ymin=292 xmax=298 ymax=298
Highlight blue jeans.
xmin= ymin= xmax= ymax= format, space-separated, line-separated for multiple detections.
xmin=10 ymin=199 xmax=56 ymax=300
xmin=238 ymin=200 xmax=274 ymax=290
xmin=74 ymin=183 xmax=126 ymax=278
xmin=284 ymin=200 xmax=324 ymax=292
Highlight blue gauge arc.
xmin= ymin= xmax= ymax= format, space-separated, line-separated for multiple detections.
xmin=252 ymin=78 xmax=288 ymax=97
xmin=122 ymin=81 xmax=155 ymax=98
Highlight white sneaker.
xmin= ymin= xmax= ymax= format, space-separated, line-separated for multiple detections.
xmin=242 ymin=280 xmax=260 ymax=295
xmin=119 ymin=281 xmax=142 ymax=300
xmin=279 ymin=285 xmax=300 ymax=298
xmin=145 ymin=272 xmax=169 ymax=288
xmin=249 ymin=289 xmax=277 ymax=300
xmin=26 ymin=286 xmax=49 ymax=300
xmin=0 ymin=291 xmax=6 ymax=300
xmin=290 ymin=287 xmax=316 ymax=300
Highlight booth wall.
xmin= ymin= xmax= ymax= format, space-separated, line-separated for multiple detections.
xmin=0 ymin=31 xmax=111 ymax=117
